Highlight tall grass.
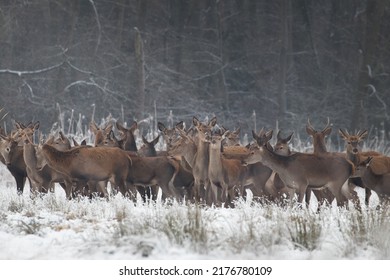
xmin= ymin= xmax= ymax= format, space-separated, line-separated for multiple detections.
xmin=1 ymin=175 xmax=390 ymax=259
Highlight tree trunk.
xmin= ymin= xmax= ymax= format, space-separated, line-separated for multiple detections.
xmin=351 ymin=0 xmax=385 ymax=130
xmin=134 ymin=27 xmax=145 ymax=121
xmin=278 ymin=0 xmax=290 ymax=128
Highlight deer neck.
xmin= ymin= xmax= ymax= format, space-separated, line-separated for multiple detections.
xmin=183 ymin=141 xmax=197 ymax=168
xmin=359 ymin=167 xmax=377 ymax=187
xmin=193 ymin=138 xmax=209 ymax=178
xmin=313 ymin=139 xmax=327 ymax=154
xmin=23 ymin=142 xmax=38 ymax=168
xmin=195 ymin=137 xmax=209 ymax=162
xmin=209 ymin=141 xmax=223 ymax=174
xmin=42 ymin=144 xmax=71 ymax=168
xmin=259 ymin=145 xmax=290 ymax=173
xmin=346 ymin=151 xmax=359 ymax=166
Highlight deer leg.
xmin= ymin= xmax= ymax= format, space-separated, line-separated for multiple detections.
xmin=64 ymin=180 xmax=74 ymax=200
xmin=365 ymin=188 xmax=372 ymax=206
xmin=206 ymin=181 xmax=219 ymax=207
xmin=297 ymin=186 xmax=307 ymax=206
xmin=150 ymin=185 xmax=159 ymax=201
xmin=14 ymin=175 xmax=26 ymax=195
xmin=305 ymin=189 xmax=312 ymax=208
xmin=226 ymin=186 xmax=237 ymax=208
xmin=124 ymin=183 xmax=138 ymax=201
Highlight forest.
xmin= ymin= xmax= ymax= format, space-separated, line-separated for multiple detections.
xmin=0 ymin=0 xmax=389 ymax=141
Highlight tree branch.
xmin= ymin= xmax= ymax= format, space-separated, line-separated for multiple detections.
xmin=0 ymin=61 xmax=65 ymax=77
xmin=89 ymin=0 xmax=102 ymax=54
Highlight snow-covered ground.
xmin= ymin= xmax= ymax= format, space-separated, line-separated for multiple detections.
xmin=1 ymin=164 xmax=389 ymax=261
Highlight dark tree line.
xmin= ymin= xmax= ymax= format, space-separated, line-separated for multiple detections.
xmin=0 ymin=0 xmax=389 ymax=142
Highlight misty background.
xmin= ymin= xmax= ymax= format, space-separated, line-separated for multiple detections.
xmin=0 ymin=0 xmax=389 ymax=143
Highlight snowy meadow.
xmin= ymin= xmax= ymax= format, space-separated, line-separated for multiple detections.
xmin=1 ymin=162 xmax=390 ymax=260
xmin=1 ymin=112 xmax=390 ymax=261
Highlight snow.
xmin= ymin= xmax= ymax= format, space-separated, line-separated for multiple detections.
xmin=0 ymin=164 xmax=390 ymax=262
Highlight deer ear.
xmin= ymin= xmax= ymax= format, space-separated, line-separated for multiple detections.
xmin=90 ymin=121 xmax=98 ymax=133
xmin=276 ymin=130 xmax=282 ymax=140
xmin=176 ymin=121 xmax=184 ymax=130
xmin=72 ymin=138 xmax=79 ymax=146
xmin=130 ymin=121 xmax=138 ymax=132
xmin=59 ymin=131 xmax=66 ymax=140
xmin=338 ymin=129 xmax=349 ymax=140
xmin=115 ymin=121 xmax=124 ymax=131
xmin=251 ymin=130 xmax=257 ymax=140
xmin=366 ymin=156 xmax=373 ymax=166
xmin=157 ymin=122 xmax=166 ymax=132
xmin=265 ymin=130 xmax=273 ymax=141
xmin=358 ymin=130 xmax=368 ymax=141
xmin=192 ymin=116 xmax=200 ymax=127
xmin=286 ymin=132 xmax=294 ymax=142
xmin=33 ymin=121 xmax=40 ymax=130
xmin=104 ymin=123 xmax=113 ymax=134
xmin=221 ymin=130 xmax=230 ymax=140
xmin=209 ymin=117 xmax=217 ymax=127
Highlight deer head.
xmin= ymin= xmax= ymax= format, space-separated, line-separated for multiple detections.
xmin=339 ymin=129 xmax=368 ymax=155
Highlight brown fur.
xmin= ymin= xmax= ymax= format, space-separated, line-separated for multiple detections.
xmin=208 ymin=133 xmax=248 ymax=207
xmin=116 ymin=121 xmax=138 ymax=151
xmin=37 ymin=144 xmax=131 ymax=199
xmin=0 ymin=135 xmax=29 ymax=194
xmin=158 ymin=121 xmax=184 ymax=149
xmin=191 ymin=116 xmax=217 ymax=204
xmin=244 ymin=130 xmax=353 ymax=207
xmin=354 ymin=157 xmax=390 ymax=205
xmin=361 ymin=154 xmax=390 ymax=176
xmin=126 ymin=154 xmax=182 ymax=201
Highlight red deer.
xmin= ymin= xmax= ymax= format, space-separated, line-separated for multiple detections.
xmin=274 ymin=130 xmax=294 ymax=155
xmin=339 ymin=129 xmax=382 ymax=206
xmin=222 ymin=127 xmax=241 ymax=146
xmin=0 ymin=121 xmax=39 ymax=194
xmin=47 ymin=131 xmax=72 ymax=151
xmin=305 ymin=119 xmax=337 ymax=209
xmin=0 ymin=134 xmax=29 ymax=194
xmin=138 ymin=135 xmax=160 ymax=157
xmin=137 ymin=133 xmax=194 ymax=202
xmin=218 ymin=132 xmax=276 ymax=204
xmin=116 ymin=121 xmax=138 ymax=152
xmin=206 ymin=131 xmax=248 ymax=207
xmin=89 ymin=123 xmax=184 ymax=202
xmin=22 ymin=138 xmax=71 ymax=197
xmin=136 ymin=134 xmax=162 ymax=201
xmin=243 ymin=129 xmax=353 ymax=207
xmin=89 ymin=121 xmax=130 ymax=197
xmin=354 ymin=156 xmax=390 ymax=207
xmin=89 ymin=121 xmax=113 ymax=147
xmin=271 ymin=130 xmax=296 ymax=203
xmin=249 ymin=129 xmax=296 ymax=204
xmin=125 ymin=154 xmax=183 ymax=202
xmin=158 ymin=121 xmax=184 ymax=150
xmin=35 ymin=144 xmax=132 ymax=200
xmin=191 ymin=116 xmax=217 ymax=205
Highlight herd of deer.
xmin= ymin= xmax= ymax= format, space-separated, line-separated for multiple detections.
xmin=1 ymin=116 xmax=390 ymax=210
